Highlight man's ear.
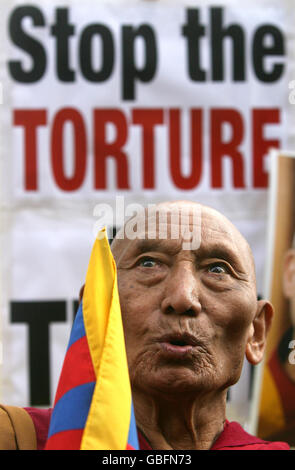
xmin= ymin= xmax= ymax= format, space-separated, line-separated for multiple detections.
xmin=283 ymin=249 xmax=295 ymax=298
xmin=245 ymin=300 xmax=274 ymax=365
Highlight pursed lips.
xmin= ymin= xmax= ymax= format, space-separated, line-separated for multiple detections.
xmin=157 ymin=332 xmax=200 ymax=356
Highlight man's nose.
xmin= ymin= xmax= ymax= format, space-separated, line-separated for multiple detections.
xmin=161 ymin=263 xmax=202 ymax=316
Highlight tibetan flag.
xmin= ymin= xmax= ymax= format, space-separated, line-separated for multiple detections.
xmin=45 ymin=228 xmax=139 ymax=450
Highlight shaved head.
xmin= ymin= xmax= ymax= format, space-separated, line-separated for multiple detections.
xmin=112 ymin=200 xmax=256 ymax=288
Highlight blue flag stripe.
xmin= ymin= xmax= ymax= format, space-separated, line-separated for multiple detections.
xmin=48 ymin=382 xmax=95 ymax=438
xmin=127 ymin=402 xmax=139 ymax=449
xmin=67 ymin=302 xmax=86 ymax=350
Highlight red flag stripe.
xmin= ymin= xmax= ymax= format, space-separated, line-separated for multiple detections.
xmin=54 ymin=335 xmax=96 ymax=405
xmin=45 ymin=429 xmax=84 ymax=450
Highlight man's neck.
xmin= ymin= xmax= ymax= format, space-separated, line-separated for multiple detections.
xmin=133 ymin=389 xmax=227 ymax=450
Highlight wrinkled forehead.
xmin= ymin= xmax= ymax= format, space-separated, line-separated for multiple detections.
xmin=199 ymin=207 xmax=241 ymax=246
xmin=112 ymin=203 xmax=255 ymax=277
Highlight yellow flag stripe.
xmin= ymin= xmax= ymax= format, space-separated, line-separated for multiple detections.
xmin=82 ymin=229 xmax=113 ymax=372
xmin=81 ymin=229 xmax=132 ymax=449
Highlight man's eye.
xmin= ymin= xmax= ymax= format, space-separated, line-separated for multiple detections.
xmin=139 ymin=258 xmax=157 ymax=268
xmin=207 ymin=263 xmax=228 ymax=274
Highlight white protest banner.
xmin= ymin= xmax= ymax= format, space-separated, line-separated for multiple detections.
xmin=0 ymin=0 xmax=294 ymax=430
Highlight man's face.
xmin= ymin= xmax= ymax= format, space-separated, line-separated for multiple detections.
xmin=113 ymin=203 xmax=260 ymax=396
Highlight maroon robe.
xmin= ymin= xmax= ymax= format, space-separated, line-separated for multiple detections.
xmin=24 ymin=408 xmax=289 ymax=450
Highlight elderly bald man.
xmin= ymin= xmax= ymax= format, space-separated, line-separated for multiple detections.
xmin=0 ymin=201 xmax=290 ymax=449
xmin=110 ymin=200 xmax=287 ymax=450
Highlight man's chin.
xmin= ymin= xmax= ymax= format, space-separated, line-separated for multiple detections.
xmin=132 ymin=366 xmax=222 ymax=396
